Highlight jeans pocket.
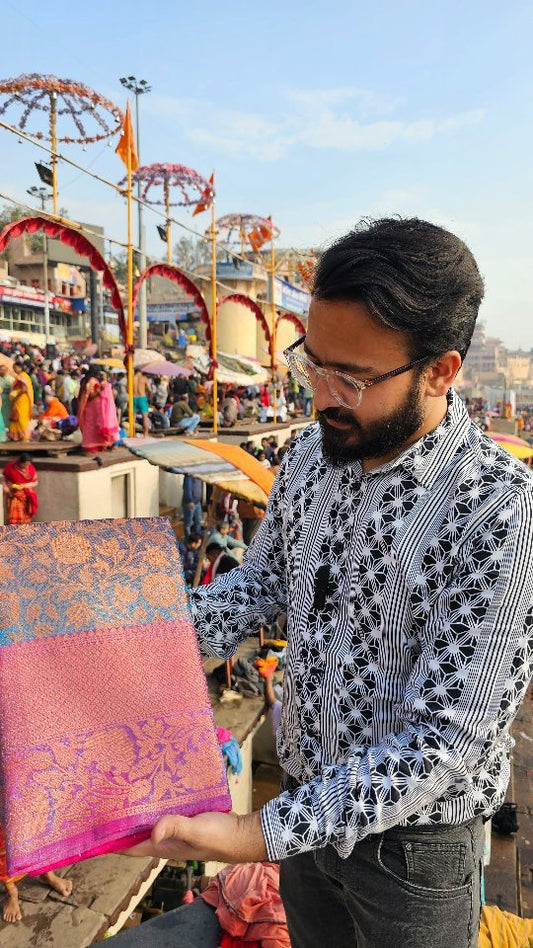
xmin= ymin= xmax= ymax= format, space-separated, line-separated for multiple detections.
xmin=377 ymin=835 xmax=469 ymax=895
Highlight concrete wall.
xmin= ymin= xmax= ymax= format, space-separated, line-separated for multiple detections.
xmin=217 ymin=299 xmax=258 ymax=358
xmin=2 ymin=457 xmax=160 ymax=525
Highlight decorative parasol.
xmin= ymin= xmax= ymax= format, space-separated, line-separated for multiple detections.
xmin=118 ymin=163 xmax=214 ymax=263
xmin=214 ymin=213 xmax=280 ymax=257
xmin=0 ymin=73 xmax=123 ymax=215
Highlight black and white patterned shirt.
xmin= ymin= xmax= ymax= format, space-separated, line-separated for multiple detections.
xmin=190 ymin=392 xmax=533 ymax=861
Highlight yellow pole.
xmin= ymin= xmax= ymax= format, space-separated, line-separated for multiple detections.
xmin=164 ymin=175 xmax=171 ymax=264
xmin=126 ymin=120 xmax=135 ymax=438
xmin=270 ymin=227 xmax=277 ymax=422
xmin=50 ymin=91 xmax=58 ymax=216
xmin=210 ymin=174 xmax=218 ymax=435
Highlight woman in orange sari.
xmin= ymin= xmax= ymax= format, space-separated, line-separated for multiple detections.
xmin=8 ymin=362 xmax=33 ymax=441
xmin=2 ymin=453 xmax=38 ymax=525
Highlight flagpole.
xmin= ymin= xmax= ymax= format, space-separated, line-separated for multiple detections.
xmin=270 ymin=223 xmax=277 ymax=423
xmin=126 ymin=114 xmax=135 ymax=438
xmin=50 ymin=90 xmax=58 ymax=217
xmin=164 ymin=174 xmax=171 ymax=265
xmin=210 ymin=173 xmax=218 ymax=435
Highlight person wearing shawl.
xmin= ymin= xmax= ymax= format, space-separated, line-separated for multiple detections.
xmin=39 ymin=392 xmax=68 ymax=427
xmin=8 ymin=362 xmax=33 ymax=441
xmin=2 ymin=453 xmax=38 ymax=525
xmin=77 ymin=366 xmax=120 ymax=454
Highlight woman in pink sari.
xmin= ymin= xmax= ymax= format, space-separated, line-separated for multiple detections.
xmin=77 ymin=367 xmax=120 ymax=454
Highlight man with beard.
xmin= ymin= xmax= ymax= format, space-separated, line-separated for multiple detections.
xmin=127 ymin=219 xmax=533 ymax=948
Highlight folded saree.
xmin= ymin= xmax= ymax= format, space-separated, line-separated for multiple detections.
xmin=0 ymin=518 xmax=231 ymax=876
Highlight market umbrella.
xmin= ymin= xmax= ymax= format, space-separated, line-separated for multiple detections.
xmin=142 ymin=361 xmax=193 ymax=378
xmin=123 ymin=437 xmax=274 ymax=508
xmin=489 ymin=431 xmax=533 ymax=460
xmin=90 ymin=357 xmax=125 ymax=369
xmin=134 ymin=349 xmax=166 ymax=368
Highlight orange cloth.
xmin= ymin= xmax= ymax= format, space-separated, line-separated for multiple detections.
xmin=0 ymin=824 xmax=24 ymax=884
xmin=478 ymin=904 xmax=533 ymax=947
xmin=255 ymin=656 xmax=279 ymax=678
xmin=40 ymin=397 xmax=68 ymax=424
xmin=201 ymin=862 xmax=290 ymax=948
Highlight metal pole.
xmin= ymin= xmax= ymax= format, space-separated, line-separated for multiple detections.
xmin=135 ymin=92 xmax=148 ymax=349
xmin=126 ymin=119 xmax=135 ymax=438
xmin=270 ymin=230 xmax=277 ymax=422
xmin=43 ymin=228 xmax=50 ymax=347
xmin=89 ymin=269 xmax=98 ymax=353
xmin=164 ymin=175 xmax=171 ymax=264
xmin=210 ymin=179 xmax=218 ymax=435
xmin=50 ymin=91 xmax=58 ymax=217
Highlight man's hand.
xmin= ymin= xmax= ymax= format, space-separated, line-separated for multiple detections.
xmin=123 ymin=810 xmax=268 ymax=864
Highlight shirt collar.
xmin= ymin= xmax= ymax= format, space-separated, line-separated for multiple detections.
xmin=361 ymin=390 xmax=472 ymax=489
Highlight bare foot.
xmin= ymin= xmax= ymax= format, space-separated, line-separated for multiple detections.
xmin=42 ymin=872 xmax=73 ymax=898
xmin=2 ymin=888 xmax=22 ymax=923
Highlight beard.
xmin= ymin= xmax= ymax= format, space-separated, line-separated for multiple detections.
xmin=317 ymin=374 xmax=426 ymax=468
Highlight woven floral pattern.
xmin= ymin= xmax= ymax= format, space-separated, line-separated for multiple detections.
xmin=0 ymin=518 xmax=231 ymax=875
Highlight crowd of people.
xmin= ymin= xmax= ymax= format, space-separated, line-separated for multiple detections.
xmin=0 ymin=337 xmax=313 ymax=449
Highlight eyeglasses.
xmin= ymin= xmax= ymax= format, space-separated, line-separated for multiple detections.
xmin=283 ymin=335 xmax=430 ymax=410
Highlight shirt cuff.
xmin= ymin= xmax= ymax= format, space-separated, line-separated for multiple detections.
xmin=260 ymin=784 xmax=326 ymax=861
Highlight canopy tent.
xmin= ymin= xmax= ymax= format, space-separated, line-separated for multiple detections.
xmin=186 ymin=344 xmax=269 ymax=387
xmin=123 ymin=437 xmax=274 ymax=508
xmin=489 ymin=431 xmax=533 ymax=460
xmin=133 ymin=348 xmax=166 ymax=368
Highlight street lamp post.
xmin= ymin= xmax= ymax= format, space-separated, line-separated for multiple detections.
xmin=27 ymin=185 xmax=51 ymax=347
xmin=119 ymin=76 xmax=151 ymax=349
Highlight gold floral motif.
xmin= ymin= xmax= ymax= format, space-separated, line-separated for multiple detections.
xmin=51 ymin=532 xmax=92 ymax=564
xmin=10 ymin=714 xmax=227 ymax=851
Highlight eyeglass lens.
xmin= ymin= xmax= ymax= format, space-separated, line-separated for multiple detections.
xmin=288 ymin=353 xmax=362 ymax=409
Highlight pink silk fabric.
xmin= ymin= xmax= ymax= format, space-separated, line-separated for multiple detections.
xmin=0 ymin=518 xmax=231 ymax=876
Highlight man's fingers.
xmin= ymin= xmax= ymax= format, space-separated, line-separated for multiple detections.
xmin=151 ymin=815 xmax=189 ymax=846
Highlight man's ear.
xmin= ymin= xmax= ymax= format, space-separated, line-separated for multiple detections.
xmin=423 ymin=351 xmax=462 ymax=396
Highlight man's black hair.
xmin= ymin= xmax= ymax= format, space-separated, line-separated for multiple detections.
xmin=187 ymin=532 xmax=202 ymax=545
xmin=206 ymin=540 xmax=224 ymax=554
xmin=312 ymin=217 xmax=484 ymax=361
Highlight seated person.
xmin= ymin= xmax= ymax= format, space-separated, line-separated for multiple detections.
xmin=170 ymin=393 xmax=200 ymax=433
xmin=201 ymin=539 xmax=239 ymax=584
xmin=178 ymin=532 xmax=203 ymax=586
xmin=39 ymin=392 xmax=68 ymax=426
xmin=209 ymin=520 xmax=247 ymax=552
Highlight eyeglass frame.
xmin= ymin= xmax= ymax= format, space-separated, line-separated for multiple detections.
xmin=283 ymin=335 xmax=432 ymax=408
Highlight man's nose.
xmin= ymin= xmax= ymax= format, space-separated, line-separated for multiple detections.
xmin=311 ymin=373 xmax=337 ymax=412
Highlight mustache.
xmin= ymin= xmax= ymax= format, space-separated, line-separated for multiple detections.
xmin=316 ymin=407 xmax=361 ymax=428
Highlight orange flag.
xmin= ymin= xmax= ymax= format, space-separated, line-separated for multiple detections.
xmin=115 ymin=103 xmax=139 ymax=173
xmin=259 ymin=216 xmax=274 ymax=241
xmin=192 ymin=173 xmax=215 ymax=216
xmin=248 ymin=228 xmax=265 ymax=252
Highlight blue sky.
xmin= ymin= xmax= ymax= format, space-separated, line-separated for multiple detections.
xmin=0 ymin=0 xmax=532 ymax=347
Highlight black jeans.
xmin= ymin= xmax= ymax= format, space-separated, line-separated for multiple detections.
xmin=279 ymin=818 xmax=485 ymax=948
